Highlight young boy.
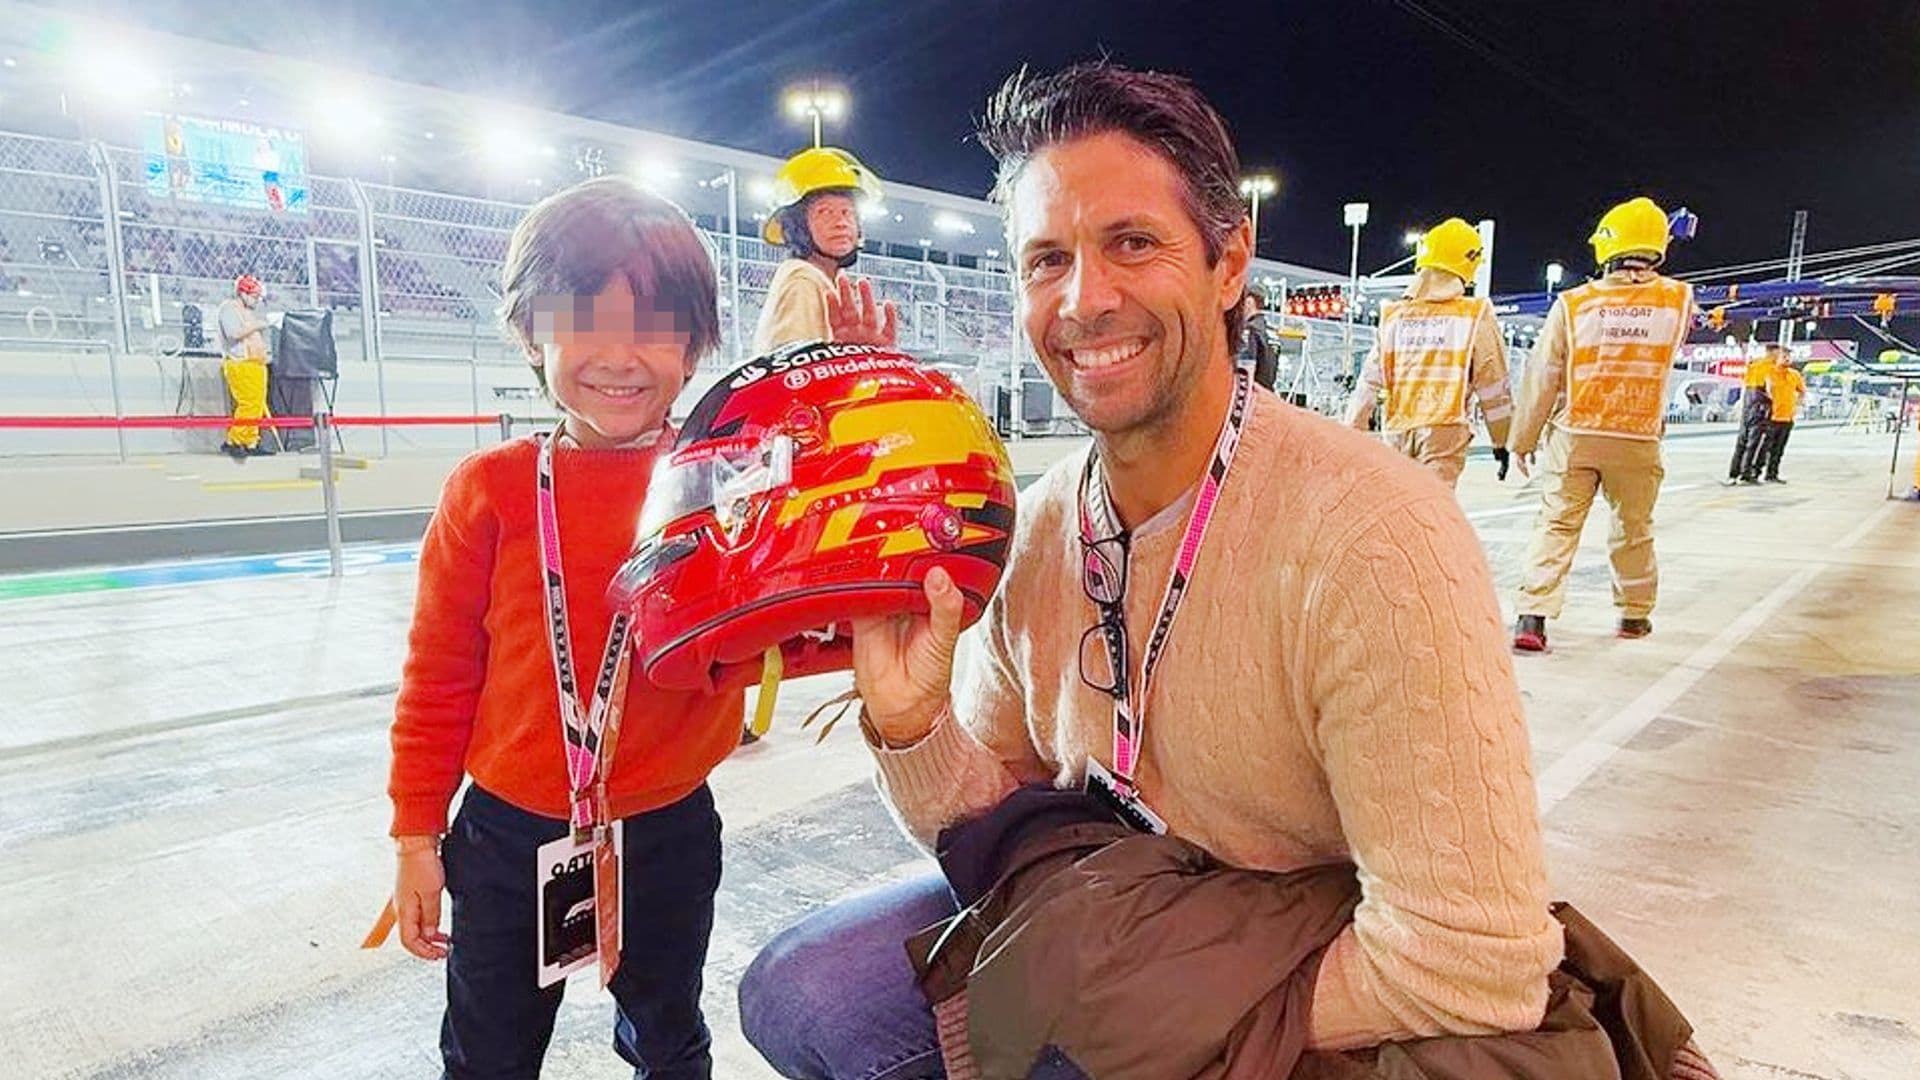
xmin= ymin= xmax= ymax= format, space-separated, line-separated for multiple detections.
xmin=386 ymin=177 xmax=742 ymax=1079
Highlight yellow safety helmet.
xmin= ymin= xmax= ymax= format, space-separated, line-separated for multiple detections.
xmin=762 ymin=147 xmax=883 ymax=246
xmin=1414 ymin=218 xmax=1483 ymax=282
xmin=1589 ymin=197 xmax=1670 ymax=268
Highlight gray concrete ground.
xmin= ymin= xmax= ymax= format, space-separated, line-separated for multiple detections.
xmin=0 ymin=425 xmax=1915 ymax=1080
xmin=0 ymin=437 xmax=1090 ymax=535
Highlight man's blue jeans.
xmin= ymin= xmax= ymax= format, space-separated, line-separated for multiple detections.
xmin=737 ymin=870 xmax=1088 ymax=1080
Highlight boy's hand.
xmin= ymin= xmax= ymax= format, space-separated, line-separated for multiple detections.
xmin=394 ymin=839 xmax=450 ymax=960
xmin=826 ymin=275 xmax=899 ymax=348
xmin=849 ymin=566 xmax=964 ymax=746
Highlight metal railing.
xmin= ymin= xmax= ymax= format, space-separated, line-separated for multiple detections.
xmin=0 ymin=128 xmax=1029 ymax=450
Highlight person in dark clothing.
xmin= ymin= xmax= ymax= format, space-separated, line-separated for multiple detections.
xmin=1755 ymin=355 xmax=1806 ymax=484
xmin=1727 ymin=346 xmax=1778 ymax=485
xmin=1238 ymin=290 xmax=1280 ymax=391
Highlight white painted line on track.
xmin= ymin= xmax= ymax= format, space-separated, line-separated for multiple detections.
xmin=1536 ymin=501 xmax=1895 ymax=813
xmin=1466 ymin=483 xmax=1703 ymax=523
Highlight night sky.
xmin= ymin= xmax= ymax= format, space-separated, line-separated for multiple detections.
xmin=102 ymin=0 xmax=1920 ymax=291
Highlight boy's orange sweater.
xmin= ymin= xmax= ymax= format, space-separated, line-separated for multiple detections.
xmin=388 ymin=436 xmax=743 ymax=836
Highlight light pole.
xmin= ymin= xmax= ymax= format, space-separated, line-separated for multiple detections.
xmin=1544 ymin=261 xmax=1565 ymax=296
xmin=782 ymin=82 xmax=848 ymax=149
xmin=1343 ymin=202 xmax=1369 ymax=376
xmin=705 ymin=168 xmax=743 ymax=356
xmin=1239 ymin=173 xmax=1277 ymax=255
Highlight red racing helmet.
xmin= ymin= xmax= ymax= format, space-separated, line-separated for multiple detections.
xmin=612 ymin=342 xmax=1017 ymax=694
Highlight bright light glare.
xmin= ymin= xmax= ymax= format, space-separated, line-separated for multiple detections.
xmin=1239 ymin=174 xmax=1277 ymax=198
xmin=316 ymin=90 xmax=383 ymax=137
xmin=748 ymin=178 xmax=775 ymax=202
xmin=634 ymin=158 xmax=680 ymax=190
xmin=1403 ymin=230 xmax=1423 ymax=247
xmin=71 ymin=42 xmax=157 ymax=103
xmin=480 ymin=125 xmax=533 ymax=171
xmin=933 ymin=211 xmax=975 ymax=235
xmin=860 ymin=201 xmax=888 ymax=221
xmin=783 ymin=84 xmax=849 ymax=121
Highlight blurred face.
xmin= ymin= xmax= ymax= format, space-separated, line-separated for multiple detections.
xmin=529 ymin=276 xmax=694 ymax=447
xmin=240 ymin=290 xmax=261 ymax=309
xmin=805 ymin=193 xmax=861 ymax=259
xmin=1010 ymin=132 xmax=1247 ymax=439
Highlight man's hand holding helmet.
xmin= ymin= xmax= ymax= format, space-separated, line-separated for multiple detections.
xmin=849 ymin=566 xmax=966 ymax=746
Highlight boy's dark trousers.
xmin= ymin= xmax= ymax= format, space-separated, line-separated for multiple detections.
xmin=440 ymin=784 xmax=722 ymax=1080
xmin=1731 ymin=389 xmax=1771 ymax=479
xmin=1760 ymin=419 xmax=1795 ymax=480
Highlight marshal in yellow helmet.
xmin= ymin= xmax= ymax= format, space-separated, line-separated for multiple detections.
xmin=762 ymin=147 xmax=883 ymax=246
xmin=1589 ymin=197 xmax=1671 ymax=268
xmin=1414 ymin=218 xmax=1484 ymax=283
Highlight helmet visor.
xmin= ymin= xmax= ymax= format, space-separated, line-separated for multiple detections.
xmin=636 ymin=435 xmax=795 ymax=543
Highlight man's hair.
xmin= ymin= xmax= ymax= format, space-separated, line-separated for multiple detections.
xmin=978 ymin=61 xmax=1249 ymax=346
xmin=500 ymin=177 xmax=721 ymax=387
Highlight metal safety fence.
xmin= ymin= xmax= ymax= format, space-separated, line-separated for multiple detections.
xmin=0 ymin=127 xmax=1029 ymax=452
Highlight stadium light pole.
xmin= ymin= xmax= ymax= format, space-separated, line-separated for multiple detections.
xmin=1239 ymin=173 xmax=1277 ymax=256
xmin=1343 ymin=201 xmax=1369 ymax=376
xmin=709 ymin=167 xmax=743 ymax=355
xmin=1545 ymin=261 xmax=1565 ymax=296
xmin=783 ymin=82 xmax=848 ymax=149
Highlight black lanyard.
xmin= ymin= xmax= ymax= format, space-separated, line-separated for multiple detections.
xmin=1075 ymin=369 xmax=1252 ymax=797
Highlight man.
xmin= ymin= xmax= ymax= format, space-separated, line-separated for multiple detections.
xmin=1726 ymin=344 xmax=1777 ymax=485
xmin=1344 ymin=217 xmax=1513 ymax=489
xmin=1753 ymin=353 xmax=1806 ymax=484
xmin=751 ymin=146 xmax=897 ymax=356
xmin=1511 ymin=197 xmax=1694 ymax=652
xmin=217 ymin=274 xmax=275 ymax=461
xmin=739 ymin=62 xmax=1562 ymax=1076
xmin=1236 ymin=288 xmax=1279 ymax=391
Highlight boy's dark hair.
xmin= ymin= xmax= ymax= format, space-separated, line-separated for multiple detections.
xmin=500 ymin=177 xmax=720 ymax=387
xmin=978 ymin=61 xmax=1250 ymax=347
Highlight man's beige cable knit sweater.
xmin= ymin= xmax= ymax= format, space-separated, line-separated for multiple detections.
xmin=870 ymin=387 xmax=1565 ymax=1051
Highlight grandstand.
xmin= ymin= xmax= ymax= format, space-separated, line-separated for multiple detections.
xmin=0 ymin=4 xmax=1358 ymax=454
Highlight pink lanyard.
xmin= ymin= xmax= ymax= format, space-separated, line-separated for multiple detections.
xmin=1076 ymin=369 xmax=1251 ymax=797
xmin=534 ymin=429 xmax=636 ymax=841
